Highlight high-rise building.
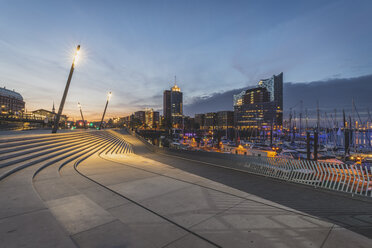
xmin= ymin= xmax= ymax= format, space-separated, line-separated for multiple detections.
xmin=163 ymin=78 xmax=183 ymax=128
xmin=163 ymin=90 xmax=171 ymax=128
xmin=234 ymin=72 xmax=283 ymax=130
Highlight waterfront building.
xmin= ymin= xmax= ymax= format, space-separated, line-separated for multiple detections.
xmin=32 ymin=109 xmax=67 ymax=123
xmin=134 ymin=111 xmax=146 ymax=125
xmin=154 ymin=112 xmax=160 ymax=128
xmin=163 ymin=78 xmax=183 ymax=128
xmin=0 ymin=87 xmax=25 ymax=115
xmin=234 ymin=72 xmax=283 ymax=130
xmin=183 ymin=116 xmax=195 ymax=130
xmin=204 ymin=112 xmax=217 ymax=130
xmin=122 ymin=115 xmax=133 ymax=127
xmin=216 ymin=111 xmax=234 ymax=129
xmin=194 ymin=114 xmax=205 ymax=129
xmin=145 ymin=108 xmax=160 ymax=129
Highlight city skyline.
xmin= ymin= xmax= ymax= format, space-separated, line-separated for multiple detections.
xmin=1 ymin=0 xmax=372 ymax=120
xmin=1 ymin=2 xmax=372 ymax=246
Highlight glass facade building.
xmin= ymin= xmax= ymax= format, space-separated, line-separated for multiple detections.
xmin=234 ymin=72 xmax=283 ymax=130
xmin=163 ymin=83 xmax=183 ymax=128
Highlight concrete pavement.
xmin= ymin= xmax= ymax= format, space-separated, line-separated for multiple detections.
xmin=0 ymin=129 xmax=371 ymax=247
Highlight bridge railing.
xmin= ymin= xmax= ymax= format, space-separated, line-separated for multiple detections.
xmin=242 ymin=156 xmax=372 ymax=198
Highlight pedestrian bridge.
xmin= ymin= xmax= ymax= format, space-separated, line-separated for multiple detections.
xmin=0 ymin=129 xmax=371 ymax=247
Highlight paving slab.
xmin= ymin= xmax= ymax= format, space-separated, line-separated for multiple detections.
xmin=187 ymin=198 xmax=372 ymax=248
xmin=0 ymin=170 xmax=46 ymax=219
xmin=78 ymin=185 xmax=131 ymax=210
xmin=0 ymin=209 xmax=76 ymax=248
xmin=108 ymin=202 xmax=188 ymax=247
xmin=46 ymin=194 xmax=116 ymax=235
xmin=108 ymin=175 xmax=192 ymax=202
xmin=164 ymin=233 xmax=217 ymax=248
xmin=140 ymin=184 xmax=244 ymax=228
xmin=58 ymin=173 xmax=96 ymax=190
xmin=33 ymin=177 xmax=78 ymax=201
xmin=71 ymin=220 xmax=154 ymax=248
xmin=87 ymin=167 xmax=157 ymax=186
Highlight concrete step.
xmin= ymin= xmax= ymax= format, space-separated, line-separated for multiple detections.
xmin=0 ymin=132 xmax=92 ymax=154
xmin=0 ymin=131 xmax=90 ymax=147
xmin=0 ymin=138 xmax=109 ymax=181
xmin=0 ymin=131 xmax=126 ymax=180
xmin=0 ymin=135 xmax=102 ymax=167
xmin=0 ymin=134 xmax=97 ymax=162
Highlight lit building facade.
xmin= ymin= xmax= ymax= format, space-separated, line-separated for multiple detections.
xmin=204 ymin=112 xmax=216 ymax=130
xmin=216 ymin=111 xmax=234 ymax=129
xmin=234 ymin=72 xmax=283 ymax=130
xmin=0 ymin=87 xmax=25 ymax=115
xmin=194 ymin=114 xmax=205 ymax=129
xmin=145 ymin=108 xmax=160 ymax=129
xmin=134 ymin=111 xmax=146 ymax=125
xmin=163 ymin=90 xmax=171 ymax=128
xmin=32 ymin=109 xmax=67 ymax=123
xmin=163 ymin=81 xmax=183 ymax=128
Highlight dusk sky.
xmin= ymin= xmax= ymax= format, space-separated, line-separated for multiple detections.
xmin=1 ymin=0 xmax=371 ymax=120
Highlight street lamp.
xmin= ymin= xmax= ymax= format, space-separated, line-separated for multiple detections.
xmin=99 ymin=92 xmax=112 ymax=130
xmin=52 ymin=45 xmax=80 ymax=133
xmin=78 ymin=102 xmax=86 ymax=129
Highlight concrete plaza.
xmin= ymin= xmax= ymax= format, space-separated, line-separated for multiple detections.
xmin=0 ymin=130 xmax=371 ymax=247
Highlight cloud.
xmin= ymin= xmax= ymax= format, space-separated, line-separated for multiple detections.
xmin=184 ymin=74 xmax=372 ymax=121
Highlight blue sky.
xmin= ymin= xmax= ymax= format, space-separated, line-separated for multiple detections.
xmin=0 ymin=0 xmax=371 ymax=120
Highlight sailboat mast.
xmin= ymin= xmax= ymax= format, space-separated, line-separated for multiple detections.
xmin=299 ymin=100 xmax=303 ymax=137
xmin=317 ymin=100 xmax=320 ymax=133
xmin=343 ymin=109 xmax=348 ymax=156
xmin=289 ymin=108 xmax=292 ymax=141
xmin=305 ymin=108 xmax=308 ymax=131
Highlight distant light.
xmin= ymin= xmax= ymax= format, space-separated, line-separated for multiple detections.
xmin=107 ymin=91 xmax=112 ymax=101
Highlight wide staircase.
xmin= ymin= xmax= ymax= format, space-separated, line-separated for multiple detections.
xmin=0 ymin=130 xmax=134 ymax=248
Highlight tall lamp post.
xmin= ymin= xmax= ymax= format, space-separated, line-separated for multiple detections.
xmin=78 ymin=102 xmax=86 ymax=129
xmin=52 ymin=45 xmax=80 ymax=133
xmin=99 ymin=92 xmax=112 ymax=130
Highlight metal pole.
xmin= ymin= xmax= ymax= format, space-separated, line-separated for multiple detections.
xmin=99 ymin=92 xmax=111 ymax=130
xmin=52 ymin=45 xmax=80 ymax=133
xmin=270 ymin=119 xmax=273 ymax=146
xmin=314 ymin=131 xmax=318 ymax=161
xmin=78 ymin=103 xmax=86 ymax=129
xmin=306 ymin=132 xmax=311 ymax=160
xmin=99 ymin=100 xmax=109 ymax=130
